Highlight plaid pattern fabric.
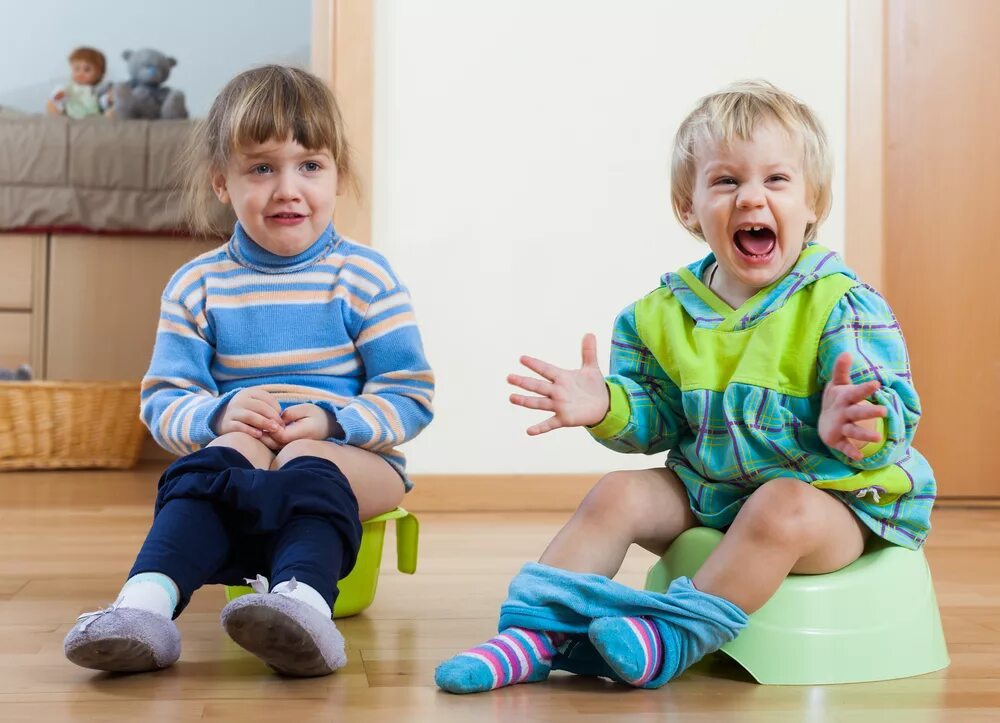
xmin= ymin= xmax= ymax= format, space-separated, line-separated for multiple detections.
xmin=591 ymin=245 xmax=935 ymax=550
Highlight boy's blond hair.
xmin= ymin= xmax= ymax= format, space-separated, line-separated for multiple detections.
xmin=670 ymin=80 xmax=832 ymax=243
xmin=182 ymin=65 xmax=354 ymax=237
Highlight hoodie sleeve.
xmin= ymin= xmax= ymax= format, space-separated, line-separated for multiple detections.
xmin=587 ymin=302 xmax=686 ymax=454
xmin=816 ymin=284 xmax=922 ymax=469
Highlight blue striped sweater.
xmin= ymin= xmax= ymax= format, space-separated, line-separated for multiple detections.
xmin=140 ymin=223 xmax=434 ymax=489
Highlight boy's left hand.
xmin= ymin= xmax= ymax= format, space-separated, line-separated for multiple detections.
xmin=259 ymin=403 xmax=335 ymax=450
xmin=818 ymin=352 xmax=888 ymax=461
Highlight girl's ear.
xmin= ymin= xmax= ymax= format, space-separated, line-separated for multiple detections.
xmin=211 ymin=171 xmax=230 ymax=205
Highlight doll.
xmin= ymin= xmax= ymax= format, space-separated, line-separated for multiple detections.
xmin=46 ymin=47 xmax=110 ymax=119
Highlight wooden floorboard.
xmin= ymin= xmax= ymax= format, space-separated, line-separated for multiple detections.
xmin=0 ymin=466 xmax=997 ymax=721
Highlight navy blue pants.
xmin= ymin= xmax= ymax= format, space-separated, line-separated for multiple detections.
xmin=129 ymin=446 xmax=363 ymax=617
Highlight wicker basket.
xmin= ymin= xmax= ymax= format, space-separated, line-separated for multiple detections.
xmin=0 ymin=381 xmax=145 ymax=470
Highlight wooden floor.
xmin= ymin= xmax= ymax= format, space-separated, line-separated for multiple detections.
xmin=1 ymin=467 xmax=998 ymax=722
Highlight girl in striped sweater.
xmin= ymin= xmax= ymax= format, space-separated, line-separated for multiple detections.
xmin=64 ymin=66 xmax=434 ymax=677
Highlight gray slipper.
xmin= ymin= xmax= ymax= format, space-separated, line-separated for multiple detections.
xmin=64 ymin=603 xmax=181 ymax=673
xmin=221 ymin=593 xmax=347 ymax=677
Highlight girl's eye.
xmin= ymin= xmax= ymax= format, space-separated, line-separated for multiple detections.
xmin=713 ymin=177 xmax=737 ymax=187
xmin=251 ymin=164 xmax=272 ymax=175
xmin=302 ymin=161 xmax=322 ymax=172
xmin=767 ymin=175 xmax=789 ymax=183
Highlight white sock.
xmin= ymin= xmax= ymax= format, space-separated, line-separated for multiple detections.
xmin=117 ymin=572 xmax=180 ymax=619
xmin=271 ymin=579 xmax=332 ymax=619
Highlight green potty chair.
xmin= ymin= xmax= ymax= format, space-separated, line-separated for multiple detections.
xmin=645 ymin=527 xmax=949 ymax=685
xmin=225 ymin=507 xmax=419 ymax=618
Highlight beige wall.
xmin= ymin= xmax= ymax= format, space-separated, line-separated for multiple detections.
xmin=369 ymin=0 xmax=849 ymax=475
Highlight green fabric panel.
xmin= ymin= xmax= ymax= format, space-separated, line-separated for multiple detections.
xmin=636 ymin=273 xmax=857 ymax=397
xmin=812 ymin=462 xmax=913 ymax=506
xmin=858 ymin=415 xmax=887 ymax=458
xmin=587 ymin=381 xmax=631 ymax=439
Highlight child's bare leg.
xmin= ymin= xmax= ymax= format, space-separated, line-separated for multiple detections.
xmin=588 ymin=478 xmax=866 ymax=688
xmin=437 ymin=467 xmax=696 ymax=693
xmin=692 ymin=478 xmax=869 ymax=613
xmin=208 ymin=431 xmax=275 ymax=469
xmin=272 ymin=439 xmax=404 ymax=519
xmin=540 ymin=467 xmax=697 ymax=576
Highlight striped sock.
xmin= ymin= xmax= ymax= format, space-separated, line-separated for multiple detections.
xmin=435 ymin=627 xmax=565 ymax=694
xmin=588 ymin=616 xmax=664 ymax=687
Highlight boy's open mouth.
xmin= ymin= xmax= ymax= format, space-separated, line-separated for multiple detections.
xmin=733 ymin=224 xmax=776 ymax=259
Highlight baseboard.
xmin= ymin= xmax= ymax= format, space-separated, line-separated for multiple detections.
xmin=400 ymin=480 xmax=1000 ymax=513
xmin=405 ymin=474 xmax=596 ymax=512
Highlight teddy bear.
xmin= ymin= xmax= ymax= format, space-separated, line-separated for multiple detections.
xmin=109 ymin=48 xmax=188 ymax=120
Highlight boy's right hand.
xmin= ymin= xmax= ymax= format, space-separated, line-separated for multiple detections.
xmin=508 ymin=333 xmax=610 ymax=435
xmin=214 ymin=388 xmax=284 ymax=440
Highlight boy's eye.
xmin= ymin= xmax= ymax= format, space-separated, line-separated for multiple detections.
xmin=251 ymin=164 xmax=272 ymax=175
xmin=712 ymin=177 xmax=737 ymax=186
xmin=767 ymin=175 xmax=790 ymax=183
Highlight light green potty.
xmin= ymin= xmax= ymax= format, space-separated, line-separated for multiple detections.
xmin=225 ymin=507 xmax=419 ymax=619
xmin=644 ymin=527 xmax=949 ymax=685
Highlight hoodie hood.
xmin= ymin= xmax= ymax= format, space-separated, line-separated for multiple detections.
xmin=661 ymin=243 xmax=856 ymax=330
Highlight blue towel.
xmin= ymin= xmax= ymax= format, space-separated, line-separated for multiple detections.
xmin=498 ymin=562 xmax=748 ymax=688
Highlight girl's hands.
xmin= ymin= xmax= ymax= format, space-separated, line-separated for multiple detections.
xmin=215 ymin=388 xmax=284 ymax=438
xmin=508 ymin=333 xmax=610 ymax=435
xmin=260 ymin=404 xmax=336 ymax=450
xmin=818 ymin=352 xmax=888 ymax=460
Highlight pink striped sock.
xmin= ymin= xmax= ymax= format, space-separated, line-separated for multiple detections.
xmin=440 ymin=627 xmax=565 ymax=692
xmin=621 ymin=616 xmax=664 ymax=686
xmin=586 ymin=615 xmax=666 ymax=687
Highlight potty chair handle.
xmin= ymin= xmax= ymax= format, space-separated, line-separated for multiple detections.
xmin=368 ymin=507 xmax=419 ymax=574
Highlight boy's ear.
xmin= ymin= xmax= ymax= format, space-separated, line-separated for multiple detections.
xmin=211 ymin=172 xmax=230 ymax=204
xmin=681 ymin=207 xmax=701 ymax=234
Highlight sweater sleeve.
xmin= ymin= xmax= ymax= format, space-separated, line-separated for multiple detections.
xmin=139 ymin=291 xmax=236 ymax=456
xmin=587 ymin=302 xmax=685 ymax=454
xmin=816 ymin=283 xmax=921 ymax=469
xmin=319 ymin=282 xmax=434 ymax=451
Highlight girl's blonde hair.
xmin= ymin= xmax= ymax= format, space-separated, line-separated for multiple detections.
xmin=183 ymin=65 xmax=353 ymax=237
xmin=670 ymin=80 xmax=832 ymax=243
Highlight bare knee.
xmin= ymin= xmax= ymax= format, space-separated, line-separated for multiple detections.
xmin=575 ymin=471 xmax=656 ymax=534
xmin=736 ymin=478 xmax=820 ymax=547
xmin=272 ymin=439 xmax=338 ymax=470
xmin=207 ymin=431 xmax=274 ymax=470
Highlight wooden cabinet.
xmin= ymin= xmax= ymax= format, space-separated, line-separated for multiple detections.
xmin=39 ymin=233 xmax=220 ymax=460
xmin=0 ymin=234 xmax=46 ymax=374
xmin=46 ymin=234 xmax=220 ymax=381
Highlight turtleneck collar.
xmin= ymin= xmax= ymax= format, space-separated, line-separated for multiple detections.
xmin=226 ymin=222 xmax=339 ymax=274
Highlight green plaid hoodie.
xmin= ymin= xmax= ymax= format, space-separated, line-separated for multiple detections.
xmin=588 ymin=244 xmax=935 ymax=549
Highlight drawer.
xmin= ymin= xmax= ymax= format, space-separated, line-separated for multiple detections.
xmin=0 ymin=311 xmax=32 ymax=369
xmin=0 ymin=236 xmax=41 ymax=310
